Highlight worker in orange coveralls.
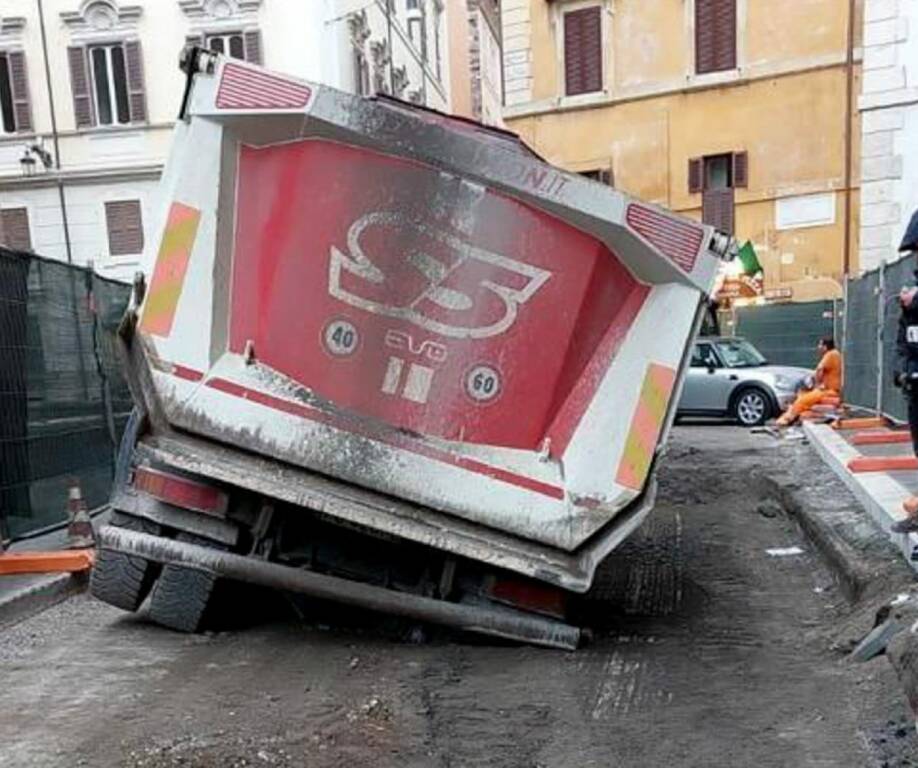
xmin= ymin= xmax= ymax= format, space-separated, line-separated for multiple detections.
xmin=775 ymin=337 xmax=842 ymax=427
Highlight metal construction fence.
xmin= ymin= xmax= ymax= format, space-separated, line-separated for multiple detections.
xmin=0 ymin=247 xmax=132 ymax=542
xmin=842 ymin=255 xmax=914 ymax=424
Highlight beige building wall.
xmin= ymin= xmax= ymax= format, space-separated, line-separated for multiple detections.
xmin=503 ymin=0 xmax=864 ymax=301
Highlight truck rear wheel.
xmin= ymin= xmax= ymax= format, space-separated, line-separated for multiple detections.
xmin=147 ymin=533 xmax=224 ymax=633
xmin=91 ymin=511 xmax=161 ymax=612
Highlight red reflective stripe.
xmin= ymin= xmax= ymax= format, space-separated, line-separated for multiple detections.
xmin=205 ymin=376 xmax=565 ymax=499
xmin=171 ymin=364 xmax=205 ymax=382
xmin=171 ymin=368 xmax=565 ymax=499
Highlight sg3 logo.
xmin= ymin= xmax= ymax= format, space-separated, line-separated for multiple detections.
xmin=328 ymin=212 xmax=551 ymax=340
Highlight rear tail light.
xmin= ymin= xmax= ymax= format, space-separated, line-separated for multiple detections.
xmin=487 ymin=576 xmax=567 ymax=620
xmin=132 ymin=466 xmax=228 ymax=517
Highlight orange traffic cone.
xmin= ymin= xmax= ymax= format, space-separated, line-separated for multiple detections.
xmin=66 ymin=480 xmax=94 ymax=549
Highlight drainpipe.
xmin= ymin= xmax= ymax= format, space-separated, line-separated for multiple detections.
xmin=386 ymin=0 xmax=395 ymax=95
xmin=842 ymin=0 xmax=856 ymax=278
xmin=37 ymin=0 xmax=73 ymax=265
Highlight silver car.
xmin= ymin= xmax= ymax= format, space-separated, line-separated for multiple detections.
xmin=677 ymin=337 xmax=811 ymax=426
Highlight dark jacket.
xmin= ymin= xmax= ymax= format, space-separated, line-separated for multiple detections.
xmin=901 ymin=209 xmax=918 ymax=253
xmin=897 ymin=274 xmax=918 ymax=381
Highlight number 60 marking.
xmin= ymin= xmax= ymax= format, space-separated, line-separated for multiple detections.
xmin=465 ymin=364 xmax=502 ymax=403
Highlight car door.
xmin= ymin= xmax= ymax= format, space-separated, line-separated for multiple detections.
xmin=679 ymin=342 xmax=736 ymax=412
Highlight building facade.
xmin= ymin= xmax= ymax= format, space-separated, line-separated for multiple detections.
xmin=501 ymin=0 xmax=863 ymax=302
xmin=858 ymin=0 xmax=918 ymax=272
xmin=0 ymin=0 xmax=493 ymax=281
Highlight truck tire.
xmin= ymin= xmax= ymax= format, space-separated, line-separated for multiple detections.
xmin=91 ymin=511 xmax=161 ymax=612
xmin=147 ymin=533 xmax=224 ymax=633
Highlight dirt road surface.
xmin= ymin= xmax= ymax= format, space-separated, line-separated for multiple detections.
xmin=2 ymin=426 xmax=918 ymax=768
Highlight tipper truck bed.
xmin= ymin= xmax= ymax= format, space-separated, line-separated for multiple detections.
xmin=93 ymin=48 xmax=734 ymax=649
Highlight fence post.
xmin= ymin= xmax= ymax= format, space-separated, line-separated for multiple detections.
xmin=877 ymin=261 xmax=886 ymax=416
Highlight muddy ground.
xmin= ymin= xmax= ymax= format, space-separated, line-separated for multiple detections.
xmin=2 ymin=425 xmax=918 ymax=767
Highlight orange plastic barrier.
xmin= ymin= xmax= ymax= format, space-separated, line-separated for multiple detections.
xmin=848 ymin=456 xmax=918 ymax=473
xmin=851 ymin=430 xmax=912 ymax=446
xmin=0 ymin=549 xmax=95 ymax=576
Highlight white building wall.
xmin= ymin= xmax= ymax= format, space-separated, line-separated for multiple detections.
xmin=859 ymin=0 xmax=918 ymax=271
xmin=0 ymin=0 xmax=464 ymax=282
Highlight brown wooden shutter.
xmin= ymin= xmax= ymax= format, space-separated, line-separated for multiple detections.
xmin=695 ymin=0 xmax=736 ymax=74
xmin=7 ymin=52 xmax=33 ymax=134
xmin=688 ymin=157 xmax=703 ymax=193
xmin=243 ymin=30 xmax=263 ymax=65
xmin=105 ymin=200 xmax=144 ymax=256
xmin=732 ymin=151 xmax=748 ymax=188
xmin=564 ymin=7 xmax=602 ymax=96
xmin=67 ymin=46 xmax=95 ymax=128
xmin=702 ymin=188 xmax=735 ymax=234
xmin=123 ymin=40 xmax=147 ymax=123
xmin=0 ymin=208 xmax=32 ymax=252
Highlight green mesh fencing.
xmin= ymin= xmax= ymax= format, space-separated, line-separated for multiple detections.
xmin=0 ymin=247 xmax=131 ymax=541
xmin=728 ymin=300 xmax=839 ymax=369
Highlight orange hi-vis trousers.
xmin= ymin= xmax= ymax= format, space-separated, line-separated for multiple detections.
xmin=788 ymin=388 xmax=839 ymax=418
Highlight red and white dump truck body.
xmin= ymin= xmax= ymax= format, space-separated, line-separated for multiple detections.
xmin=96 ymin=50 xmax=731 ymax=648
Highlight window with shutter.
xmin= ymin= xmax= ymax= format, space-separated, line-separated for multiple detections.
xmin=700 ymin=153 xmax=736 ymax=233
xmin=563 ymin=6 xmax=602 ymax=97
xmin=695 ymin=0 xmax=736 ymax=75
xmin=732 ymin=151 xmax=748 ymax=188
xmin=87 ymin=44 xmax=133 ymax=126
xmin=688 ymin=158 xmax=703 ymax=194
xmin=68 ymin=46 xmax=95 ymax=128
xmin=702 ymin=188 xmax=734 ymax=233
xmin=0 ymin=54 xmax=16 ymax=134
xmin=206 ymin=32 xmax=246 ymax=60
xmin=5 ymin=52 xmax=33 ymax=134
xmin=105 ymin=200 xmax=144 ymax=256
xmin=0 ymin=208 xmax=32 ymax=252
xmin=243 ymin=30 xmax=263 ymax=65
xmin=124 ymin=40 xmax=147 ymax=123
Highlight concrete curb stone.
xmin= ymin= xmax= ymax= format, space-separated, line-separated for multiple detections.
xmin=0 ymin=572 xmax=89 ymax=630
xmin=803 ymin=422 xmax=918 ymax=574
xmin=753 ymin=434 xmax=915 ymax=602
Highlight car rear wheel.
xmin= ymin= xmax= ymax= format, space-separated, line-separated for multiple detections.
xmin=732 ymin=387 xmax=770 ymax=427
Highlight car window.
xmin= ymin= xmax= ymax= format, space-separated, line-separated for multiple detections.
xmin=714 ymin=339 xmax=766 ymax=368
xmin=691 ymin=344 xmax=719 ymax=368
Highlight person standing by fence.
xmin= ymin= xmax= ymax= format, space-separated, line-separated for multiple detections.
xmin=890 ymin=208 xmax=918 ymax=533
